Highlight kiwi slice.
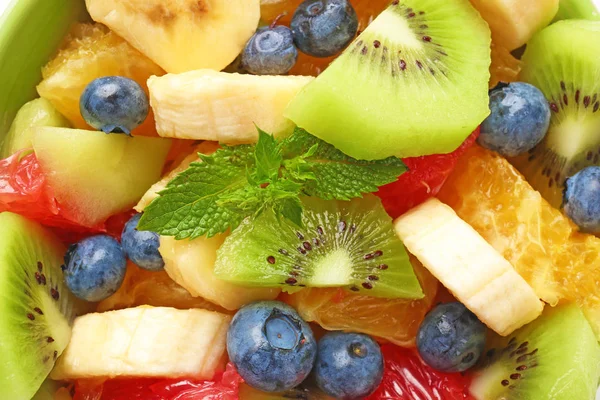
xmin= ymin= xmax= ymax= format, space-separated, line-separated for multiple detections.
xmin=510 ymin=20 xmax=600 ymax=207
xmin=214 ymin=195 xmax=422 ymax=299
xmin=284 ymin=0 xmax=491 ymax=160
xmin=553 ymin=0 xmax=600 ymax=22
xmin=0 ymin=212 xmax=89 ymax=399
xmin=470 ymin=304 xmax=600 ymax=400
xmin=32 ymin=379 xmax=70 ymax=400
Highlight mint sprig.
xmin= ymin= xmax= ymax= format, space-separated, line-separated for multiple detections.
xmin=139 ymin=128 xmax=406 ymax=240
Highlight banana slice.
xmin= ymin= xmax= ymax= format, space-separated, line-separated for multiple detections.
xmin=148 ymin=70 xmax=314 ymax=143
xmin=159 ymin=235 xmax=280 ymax=311
xmin=394 ymin=198 xmax=543 ymax=336
xmin=85 ymin=0 xmax=260 ymax=73
xmin=51 ymin=306 xmax=230 ymax=380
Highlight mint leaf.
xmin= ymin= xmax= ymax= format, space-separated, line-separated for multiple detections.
xmin=138 ymin=144 xmax=254 ymax=239
xmin=282 ymin=128 xmax=407 ymax=200
xmin=140 ymin=127 xmax=407 ymax=240
xmin=254 ymin=128 xmax=282 ymax=183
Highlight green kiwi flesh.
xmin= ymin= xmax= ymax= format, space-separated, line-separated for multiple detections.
xmin=32 ymin=379 xmax=68 ymax=400
xmin=553 ymin=0 xmax=600 ymax=22
xmin=510 ymin=20 xmax=600 ymax=207
xmin=284 ymin=0 xmax=491 ymax=160
xmin=469 ymin=304 xmax=600 ymax=400
xmin=214 ymin=195 xmax=423 ymax=299
xmin=0 ymin=212 xmax=87 ymax=399
xmin=0 ymin=98 xmax=70 ymax=158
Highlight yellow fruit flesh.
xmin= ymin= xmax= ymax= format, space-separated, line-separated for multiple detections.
xmin=37 ymin=23 xmax=164 ymax=136
xmin=97 ymin=263 xmax=229 ymax=314
xmin=469 ymin=0 xmax=559 ymax=50
xmin=160 ymin=235 xmax=281 ymax=311
xmin=438 ymin=146 xmax=600 ymax=338
xmin=85 ymin=0 xmax=260 ymax=73
xmin=282 ymin=258 xmax=438 ymax=346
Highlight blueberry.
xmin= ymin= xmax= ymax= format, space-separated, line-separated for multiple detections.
xmin=227 ymin=301 xmax=317 ymax=392
xmin=80 ymin=76 xmax=149 ymax=135
xmin=64 ymin=235 xmax=127 ymax=302
xmin=291 ymin=0 xmax=358 ymax=58
xmin=478 ymin=82 xmax=551 ymax=157
xmin=121 ymin=213 xmax=164 ymax=271
xmin=564 ymin=166 xmax=600 ymax=234
xmin=416 ymin=302 xmax=486 ymax=373
xmin=242 ymin=26 xmax=298 ymax=75
xmin=313 ymin=332 xmax=383 ymax=399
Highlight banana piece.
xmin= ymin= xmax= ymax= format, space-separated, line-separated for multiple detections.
xmin=148 ymin=70 xmax=314 ymax=143
xmin=85 ymin=0 xmax=260 ymax=73
xmin=160 ymin=235 xmax=280 ymax=311
xmin=394 ymin=198 xmax=543 ymax=336
xmin=51 ymin=306 xmax=230 ymax=380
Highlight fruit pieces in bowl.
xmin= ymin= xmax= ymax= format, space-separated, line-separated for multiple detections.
xmin=438 ymin=144 xmax=600 ymax=338
xmin=285 ymin=0 xmax=492 ymax=160
xmin=37 ymin=23 xmax=164 ymax=136
xmin=509 ymin=20 xmax=600 ymax=208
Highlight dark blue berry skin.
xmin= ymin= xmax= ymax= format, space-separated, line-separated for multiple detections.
xmin=64 ymin=235 xmax=127 ymax=302
xmin=291 ymin=0 xmax=358 ymax=58
xmin=564 ymin=166 xmax=600 ymax=234
xmin=227 ymin=301 xmax=317 ymax=392
xmin=416 ymin=302 xmax=486 ymax=373
xmin=121 ymin=213 xmax=164 ymax=271
xmin=80 ymin=76 xmax=149 ymax=135
xmin=313 ymin=332 xmax=383 ymax=399
xmin=478 ymin=82 xmax=551 ymax=157
xmin=242 ymin=26 xmax=298 ymax=75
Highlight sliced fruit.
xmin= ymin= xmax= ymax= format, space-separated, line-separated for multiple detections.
xmin=394 ymin=198 xmax=543 ymax=336
xmin=0 ymin=213 xmax=89 ymax=399
xmin=0 ymin=151 xmax=133 ymax=238
xmin=72 ymin=362 xmax=242 ymax=400
xmin=553 ymin=0 xmax=600 ymax=21
xmin=97 ymin=263 xmax=229 ymax=313
xmin=32 ymin=380 xmax=70 ymax=400
xmin=469 ymin=0 xmax=558 ymax=51
xmin=0 ymin=98 xmax=70 ymax=158
xmin=438 ymin=145 xmax=600 ymax=338
xmin=489 ymin=43 xmax=521 ymax=89
xmin=85 ymin=0 xmax=260 ymax=73
xmin=510 ymin=20 xmax=600 ymax=207
xmin=282 ymin=256 xmax=438 ymax=346
xmin=376 ymin=129 xmax=479 ymax=218
xmin=148 ymin=70 xmax=313 ymax=143
xmin=37 ymin=23 xmax=164 ymax=136
xmin=51 ymin=306 xmax=231 ymax=380
xmin=367 ymin=344 xmax=473 ymax=400
xmin=215 ymin=196 xmax=422 ymax=298
xmin=285 ymin=0 xmax=491 ymax=160
xmin=160 ymin=235 xmax=280 ymax=311
xmin=470 ymin=304 xmax=600 ymax=400
xmin=32 ymin=127 xmax=171 ymax=227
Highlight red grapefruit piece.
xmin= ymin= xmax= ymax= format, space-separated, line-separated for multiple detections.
xmin=376 ymin=129 xmax=479 ymax=218
xmin=367 ymin=344 xmax=473 ymax=400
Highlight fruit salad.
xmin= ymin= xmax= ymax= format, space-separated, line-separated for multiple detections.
xmin=1 ymin=0 xmax=600 ymax=399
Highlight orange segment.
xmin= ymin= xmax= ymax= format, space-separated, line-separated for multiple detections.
xmin=97 ymin=263 xmax=229 ymax=314
xmin=489 ymin=42 xmax=520 ymax=88
xmin=261 ymin=0 xmax=389 ymax=76
xmin=37 ymin=23 xmax=164 ymax=136
xmin=437 ymin=145 xmax=600 ymax=338
xmin=282 ymin=258 xmax=439 ymax=346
